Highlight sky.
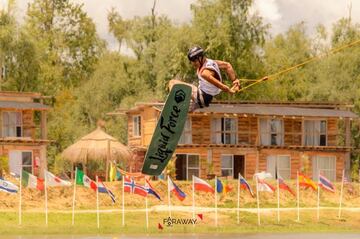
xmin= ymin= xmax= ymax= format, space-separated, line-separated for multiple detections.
xmin=2 ymin=0 xmax=360 ymax=50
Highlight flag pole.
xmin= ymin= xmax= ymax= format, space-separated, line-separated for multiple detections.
xmin=297 ymin=170 xmax=300 ymax=222
xmin=192 ymin=175 xmax=195 ymax=223
xmin=44 ymin=169 xmax=48 ymax=226
xmin=277 ymin=176 xmax=280 ymax=224
xmin=19 ymin=169 xmax=22 ymax=226
xmin=338 ymin=169 xmax=345 ymax=219
xmin=237 ymin=173 xmax=240 ymax=224
xmin=167 ymin=176 xmax=172 ymax=218
xmin=72 ymin=168 xmax=77 ymax=226
xmin=145 ymin=189 xmax=149 ymax=229
xmin=215 ymin=176 xmax=218 ymax=227
xmin=317 ymin=170 xmax=320 ymax=221
xmin=96 ymin=176 xmax=99 ymax=229
xmin=122 ymin=176 xmax=125 ymax=227
xmin=256 ymin=176 xmax=260 ymax=226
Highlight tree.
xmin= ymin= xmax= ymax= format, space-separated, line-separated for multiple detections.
xmin=25 ymin=0 xmax=104 ymax=95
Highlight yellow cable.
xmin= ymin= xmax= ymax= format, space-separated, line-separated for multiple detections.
xmin=237 ymin=38 xmax=360 ymax=93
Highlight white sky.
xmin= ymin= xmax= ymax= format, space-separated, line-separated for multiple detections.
xmin=5 ymin=0 xmax=360 ymax=50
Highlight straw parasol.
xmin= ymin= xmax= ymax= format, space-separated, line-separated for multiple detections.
xmin=62 ymin=127 xmax=132 ymax=179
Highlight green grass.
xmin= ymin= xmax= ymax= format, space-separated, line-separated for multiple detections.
xmin=1 ymin=209 xmax=360 ymax=235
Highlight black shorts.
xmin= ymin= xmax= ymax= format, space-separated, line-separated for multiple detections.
xmin=195 ymin=89 xmax=213 ymax=108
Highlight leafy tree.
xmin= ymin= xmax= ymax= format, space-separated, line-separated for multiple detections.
xmin=25 ymin=0 xmax=104 ymax=95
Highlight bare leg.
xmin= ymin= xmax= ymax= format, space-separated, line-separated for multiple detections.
xmin=168 ymin=79 xmax=198 ymax=102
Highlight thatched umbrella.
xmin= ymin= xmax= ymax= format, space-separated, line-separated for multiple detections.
xmin=62 ymin=127 xmax=132 ymax=179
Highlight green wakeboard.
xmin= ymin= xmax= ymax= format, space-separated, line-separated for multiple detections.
xmin=141 ymin=84 xmax=192 ymax=176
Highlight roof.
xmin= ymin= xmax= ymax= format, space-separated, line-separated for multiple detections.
xmin=0 ymin=101 xmax=50 ymax=110
xmin=195 ymin=104 xmax=359 ymax=118
xmin=149 ymin=103 xmax=358 ymax=118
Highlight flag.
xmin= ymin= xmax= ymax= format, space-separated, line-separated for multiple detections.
xmin=75 ymin=169 xmax=97 ymax=191
xmin=76 ymin=169 xmax=85 ymax=185
xmin=239 ymin=175 xmax=254 ymax=197
xmin=319 ymin=174 xmax=335 ymax=193
xmin=216 ymin=178 xmax=223 ymax=193
xmin=224 ymin=181 xmax=232 ymax=194
xmin=21 ymin=170 xmax=44 ymax=191
xmin=83 ymin=175 xmax=98 ymax=192
xmin=45 ymin=170 xmax=71 ymax=187
xmin=216 ymin=178 xmax=232 ymax=194
xmin=257 ymin=179 xmax=275 ymax=193
xmin=124 ymin=177 xmax=148 ymax=197
xmin=145 ymin=179 xmax=161 ymax=201
xmin=193 ymin=176 xmax=214 ymax=193
xmin=254 ymin=171 xmax=272 ymax=180
xmin=97 ymin=177 xmax=116 ymax=203
xmin=0 ymin=177 xmax=18 ymax=194
xmin=168 ymin=176 xmax=186 ymax=201
xmin=278 ymin=177 xmax=295 ymax=196
xmin=109 ymin=163 xmax=117 ymax=182
xmin=299 ymin=173 xmax=317 ymax=191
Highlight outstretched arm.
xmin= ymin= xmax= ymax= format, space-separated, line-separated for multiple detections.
xmin=200 ymin=69 xmax=235 ymax=94
xmin=215 ymin=60 xmax=240 ymax=87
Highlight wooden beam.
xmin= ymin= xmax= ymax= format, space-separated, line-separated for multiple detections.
xmin=41 ymin=111 xmax=47 ymax=140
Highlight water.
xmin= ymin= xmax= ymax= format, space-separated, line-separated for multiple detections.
xmin=2 ymin=234 xmax=360 ymax=239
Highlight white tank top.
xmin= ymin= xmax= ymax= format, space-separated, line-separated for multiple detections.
xmin=197 ymin=59 xmax=222 ymax=96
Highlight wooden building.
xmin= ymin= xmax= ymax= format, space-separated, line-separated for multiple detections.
xmin=0 ymin=91 xmax=50 ymax=177
xmin=118 ymin=101 xmax=358 ymax=181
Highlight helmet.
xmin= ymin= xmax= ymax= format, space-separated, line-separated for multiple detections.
xmin=187 ymin=46 xmax=204 ymax=61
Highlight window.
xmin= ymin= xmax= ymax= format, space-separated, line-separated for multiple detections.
xmin=175 ymin=154 xmax=200 ymax=180
xmin=304 ymin=120 xmax=327 ymax=146
xmin=260 ymin=119 xmax=284 ymax=146
xmin=179 ymin=118 xmax=192 ymax=144
xmin=266 ymin=155 xmax=291 ymax=179
xmin=187 ymin=155 xmax=200 ymax=180
xmin=221 ymin=155 xmax=234 ymax=177
xmin=132 ymin=115 xmax=141 ymax=137
xmin=2 ymin=112 xmax=22 ymax=137
xmin=9 ymin=151 xmax=33 ymax=175
xmin=211 ymin=117 xmax=237 ymax=144
xmin=312 ymin=156 xmax=336 ymax=181
xmin=22 ymin=152 xmax=33 ymax=173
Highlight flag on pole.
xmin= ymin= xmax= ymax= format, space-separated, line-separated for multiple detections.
xmin=145 ymin=179 xmax=161 ymax=201
xmin=216 ymin=178 xmax=232 ymax=194
xmin=240 ymin=175 xmax=255 ymax=197
xmin=299 ymin=173 xmax=318 ymax=191
xmin=124 ymin=177 xmax=148 ymax=197
xmin=254 ymin=171 xmax=272 ymax=180
xmin=75 ymin=169 xmax=85 ymax=185
xmin=83 ymin=175 xmax=98 ymax=191
xmin=278 ymin=177 xmax=295 ymax=196
xmin=75 ymin=170 xmax=97 ymax=191
xmin=216 ymin=178 xmax=223 ymax=193
xmin=21 ymin=170 xmax=44 ymax=191
xmin=0 ymin=177 xmax=18 ymax=194
xmin=168 ymin=176 xmax=186 ymax=201
xmin=97 ymin=177 xmax=116 ymax=203
xmin=257 ymin=179 xmax=276 ymax=193
xmin=194 ymin=176 xmax=214 ymax=193
xmin=319 ymin=174 xmax=335 ymax=193
xmin=109 ymin=163 xmax=117 ymax=182
xmin=44 ymin=170 xmax=71 ymax=187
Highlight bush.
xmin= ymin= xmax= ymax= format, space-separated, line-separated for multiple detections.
xmin=0 ymin=156 xmax=9 ymax=177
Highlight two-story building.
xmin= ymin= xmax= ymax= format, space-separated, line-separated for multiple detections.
xmin=118 ymin=101 xmax=358 ymax=181
xmin=0 ymin=91 xmax=50 ymax=177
